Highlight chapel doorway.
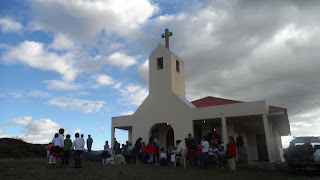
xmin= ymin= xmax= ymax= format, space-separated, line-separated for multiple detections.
xmin=149 ymin=123 xmax=174 ymax=150
xmin=256 ymin=134 xmax=269 ymax=161
xmin=166 ymin=127 xmax=174 ymax=148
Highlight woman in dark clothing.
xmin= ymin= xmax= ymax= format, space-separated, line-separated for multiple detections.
xmin=134 ymin=138 xmax=142 ymax=164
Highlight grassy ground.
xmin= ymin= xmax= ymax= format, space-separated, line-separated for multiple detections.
xmin=0 ymin=157 xmax=319 ymax=180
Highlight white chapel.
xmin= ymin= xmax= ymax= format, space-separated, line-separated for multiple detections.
xmin=111 ymin=36 xmax=290 ymax=163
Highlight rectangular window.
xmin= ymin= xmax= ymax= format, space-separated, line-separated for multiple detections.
xmin=157 ymin=57 xmax=163 ymax=70
xmin=176 ymin=60 xmax=180 ymax=72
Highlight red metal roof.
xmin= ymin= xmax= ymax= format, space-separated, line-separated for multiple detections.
xmin=191 ymin=96 xmax=286 ymax=113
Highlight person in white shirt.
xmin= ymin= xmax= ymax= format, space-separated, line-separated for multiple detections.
xmin=200 ymin=136 xmax=209 ymax=168
xmin=72 ymin=133 xmax=84 ymax=168
xmin=171 ymin=140 xmax=186 ymax=163
xmin=81 ymin=134 xmax=85 ymax=146
xmin=52 ymin=128 xmax=65 ymax=168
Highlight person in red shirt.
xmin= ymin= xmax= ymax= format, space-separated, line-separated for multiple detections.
xmin=227 ymin=136 xmax=237 ymax=170
xmin=147 ymin=142 xmax=156 ymax=163
xmin=140 ymin=142 xmax=149 ymax=163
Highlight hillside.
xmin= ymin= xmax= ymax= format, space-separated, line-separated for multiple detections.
xmin=0 ymin=138 xmax=46 ymax=158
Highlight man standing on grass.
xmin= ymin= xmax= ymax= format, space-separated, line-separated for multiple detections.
xmin=62 ymin=134 xmax=72 ymax=165
xmin=185 ymin=133 xmax=198 ymax=167
xmin=72 ymin=133 xmax=84 ymax=168
xmin=200 ymin=136 xmax=209 ymax=169
xmin=87 ymin=134 xmax=93 ymax=156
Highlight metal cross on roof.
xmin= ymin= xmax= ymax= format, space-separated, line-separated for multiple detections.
xmin=161 ymin=29 xmax=172 ymax=49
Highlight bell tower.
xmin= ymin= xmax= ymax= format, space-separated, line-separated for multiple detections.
xmin=149 ymin=43 xmax=185 ymax=97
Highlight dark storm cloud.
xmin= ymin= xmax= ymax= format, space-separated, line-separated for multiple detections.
xmin=138 ymin=0 xmax=320 ymax=136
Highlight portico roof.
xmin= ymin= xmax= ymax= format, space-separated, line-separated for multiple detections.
xmin=191 ymin=96 xmax=286 ymax=113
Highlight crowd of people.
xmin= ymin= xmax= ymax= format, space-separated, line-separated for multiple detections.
xmin=47 ymin=128 xmax=93 ymax=168
xmin=46 ymin=129 xmax=237 ymax=171
xmin=127 ymin=133 xmax=237 ymax=170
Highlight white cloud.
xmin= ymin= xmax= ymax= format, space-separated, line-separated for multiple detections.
xmin=128 ymin=89 xmax=148 ymax=106
xmin=29 ymin=0 xmax=158 ymax=42
xmin=47 ymin=98 xmax=106 ymax=113
xmin=137 ymin=60 xmax=149 ymax=85
xmin=120 ymin=111 xmax=134 ymax=116
xmin=281 ymin=136 xmax=294 ymax=148
xmin=74 ymin=128 xmax=81 ymax=134
xmin=0 ymin=17 xmax=23 ymax=33
xmin=120 ymin=84 xmax=141 ymax=95
xmin=92 ymin=74 xmax=114 ymax=88
xmin=49 ymin=34 xmax=75 ymax=50
xmin=95 ymin=126 xmax=105 ymax=131
xmin=11 ymin=116 xmax=32 ymax=125
xmin=117 ymin=84 xmax=149 ymax=106
xmin=0 ymin=116 xmax=62 ymax=144
xmin=113 ymin=82 xmax=122 ymax=89
xmin=22 ymin=118 xmax=62 ymax=144
xmin=44 ymin=80 xmax=82 ymax=91
xmin=2 ymin=40 xmax=77 ymax=81
xmin=106 ymin=52 xmax=137 ymax=69
xmin=0 ymin=129 xmax=7 ymax=137
xmin=9 ymin=91 xmax=24 ymax=99
xmin=27 ymin=90 xmax=52 ymax=98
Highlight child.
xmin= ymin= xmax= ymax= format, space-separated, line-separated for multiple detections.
xmin=46 ymin=142 xmax=51 ymax=158
xmin=160 ymin=148 xmax=167 ymax=166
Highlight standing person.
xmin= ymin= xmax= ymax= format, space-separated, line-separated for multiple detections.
xmin=134 ymin=138 xmax=142 ymax=164
xmin=46 ymin=142 xmax=51 ymax=158
xmin=101 ymin=141 xmax=110 ymax=164
xmin=52 ymin=129 xmax=65 ymax=168
xmin=185 ymin=133 xmax=198 ymax=167
xmin=72 ymin=133 xmax=84 ymax=168
xmin=81 ymin=134 xmax=85 ymax=147
xmin=147 ymin=142 xmax=156 ymax=164
xmin=227 ymin=136 xmax=237 ymax=171
xmin=86 ymin=134 xmax=93 ymax=156
xmin=200 ymin=136 xmax=209 ymax=169
xmin=62 ymin=134 xmax=72 ymax=165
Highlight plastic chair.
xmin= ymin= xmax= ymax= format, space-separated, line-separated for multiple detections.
xmin=111 ymin=149 xmax=121 ymax=164
xmin=175 ymin=149 xmax=187 ymax=168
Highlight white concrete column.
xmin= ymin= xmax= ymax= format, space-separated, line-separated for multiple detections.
xmin=262 ymin=114 xmax=276 ymax=163
xmin=273 ymin=127 xmax=280 ymax=161
xmin=221 ymin=116 xmax=228 ymax=145
xmin=128 ymin=128 xmax=133 ymax=144
xmin=111 ymin=126 xmax=115 ymax=148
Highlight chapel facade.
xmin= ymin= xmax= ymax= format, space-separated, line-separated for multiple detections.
xmin=111 ymin=43 xmax=290 ymax=163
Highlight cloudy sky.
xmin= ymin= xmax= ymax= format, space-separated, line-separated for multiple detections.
xmin=1 ymin=0 xmax=319 ymax=150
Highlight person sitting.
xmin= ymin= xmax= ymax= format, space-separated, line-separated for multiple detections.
xmin=160 ymin=148 xmax=168 ymax=166
xmin=216 ymin=145 xmax=227 ymax=168
xmin=171 ymin=140 xmax=186 ymax=163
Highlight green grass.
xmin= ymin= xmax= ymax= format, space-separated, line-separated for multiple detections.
xmin=0 ymin=157 xmax=319 ymax=180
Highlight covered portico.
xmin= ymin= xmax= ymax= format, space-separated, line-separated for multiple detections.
xmin=191 ymin=97 xmax=290 ymax=163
